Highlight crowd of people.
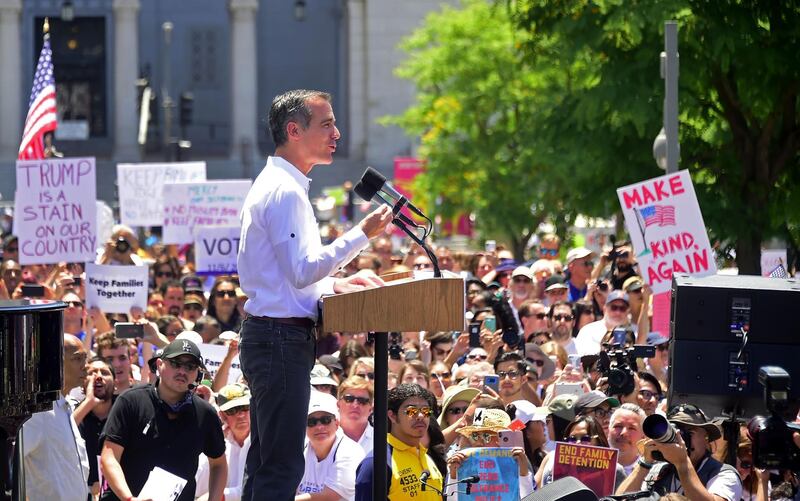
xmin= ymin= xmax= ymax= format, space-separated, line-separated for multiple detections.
xmin=8 ymin=225 xmax=800 ymax=501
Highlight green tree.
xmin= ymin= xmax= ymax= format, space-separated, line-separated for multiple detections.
xmin=508 ymin=0 xmax=800 ymax=273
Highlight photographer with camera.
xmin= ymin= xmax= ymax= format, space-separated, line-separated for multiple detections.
xmin=616 ymin=404 xmax=742 ymax=501
xmin=97 ymin=224 xmax=144 ymax=266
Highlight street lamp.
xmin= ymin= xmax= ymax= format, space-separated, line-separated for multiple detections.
xmin=653 ymin=127 xmax=667 ymax=170
xmin=654 ymin=21 xmax=680 ymax=173
xmin=61 ymin=0 xmax=75 ymax=22
xmin=294 ymin=0 xmax=306 ymax=21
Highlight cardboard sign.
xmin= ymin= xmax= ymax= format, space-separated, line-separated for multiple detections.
xmin=162 ymin=180 xmax=251 ymax=244
xmin=457 ymin=447 xmax=520 ymax=501
xmin=85 ymin=263 xmax=148 ymax=314
xmin=194 ymin=225 xmax=240 ymax=275
xmin=553 ymin=442 xmax=618 ymax=497
xmin=117 ymin=162 xmax=206 ymax=226
xmin=15 ymin=157 xmax=97 ymax=265
xmin=617 ymin=171 xmax=716 ymax=295
xmin=198 ymin=343 xmax=242 ymax=385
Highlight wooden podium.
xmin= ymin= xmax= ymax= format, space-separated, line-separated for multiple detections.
xmin=321 ymin=273 xmax=464 ymax=499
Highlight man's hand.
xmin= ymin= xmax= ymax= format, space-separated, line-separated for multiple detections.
xmin=333 ymin=270 xmax=385 ymax=294
xmin=358 ymin=205 xmax=393 ymax=239
xmin=84 ymin=374 xmax=101 ymax=408
xmin=651 ymin=429 xmax=690 ymax=467
xmin=512 ymin=447 xmax=529 ymax=476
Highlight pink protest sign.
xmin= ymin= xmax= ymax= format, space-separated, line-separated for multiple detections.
xmin=616 ymin=171 xmax=716 ymax=295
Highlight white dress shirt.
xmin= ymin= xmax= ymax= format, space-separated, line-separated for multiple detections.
xmin=297 ymin=429 xmax=365 ymax=501
xmin=238 ymin=156 xmax=369 ymax=321
xmin=22 ymin=397 xmax=90 ymax=501
xmin=195 ymin=431 xmax=250 ymax=501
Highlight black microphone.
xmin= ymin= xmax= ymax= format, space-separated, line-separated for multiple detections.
xmin=353 ymin=179 xmax=421 ymax=229
xmin=461 ymin=475 xmax=480 ymax=484
xmin=360 ymin=167 xmax=427 ymax=219
xmin=419 ymin=470 xmax=430 ymax=491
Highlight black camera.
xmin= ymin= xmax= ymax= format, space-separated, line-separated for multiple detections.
xmin=597 ymin=344 xmax=655 ymax=396
xmin=114 ymin=237 xmax=131 ymax=253
xmin=747 ymin=366 xmax=800 ymax=470
xmin=479 ymin=290 xmax=520 ymax=347
xmin=642 ymin=413 xmax=694 ymax=462
xmin=388 ymin=332 xmax=404 ymax=361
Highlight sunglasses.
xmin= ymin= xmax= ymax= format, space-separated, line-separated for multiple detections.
xmin=66 ymin=300 xmax=83 ymax=308
xmin=156 ymin=271 xmax=175 ymax=278
xmin=656 ymin=343 xmax=669 ymax=352
xmin=167 ymin=359 xmax=199 ymax=372
xmin=552 ymin=314 xmax=574 ymax=322
xmin=467 ymin=354 xmax=487 ymax=361
xmin=512 ymin=277 xmax=532 ymax=283
xmin=567 ymin=434 xmax=598 ymax=444
xmin=447 ymin=406 xmax=468 ymax=415
xmin=469 ymin=431 xmax=496 ymax=444
xmin=341 ymin=394 xmax=370 ymax=405
xmin=413 ymin=263 xmax=433 ymax=270
xmin=608 ymin=304 xmax=629 ymax=312
xmin=356 ymin=372 xmax=375 ymax=380
xmin=540 ymin=248 xmax=558 ymax=257
xmin=215 ymin=290 xmax=236 ymax=298
xmin=431 ymin=371 xmax=451 ymax=380
xmin=497 ymin=370 xmax=521 ymax=380
xmin=403 ymin=406 xmax=433 ymax=418
xmin=307 ymin=415 xmax=335 ymax=427
xmin=183 ymin=303 xmax=203 ymax=311
xmin=527 ymin=312 xmax=547 ymax=320
xmin=223 ymin=406 xmax=249 ymax=416
xmin=739 ymin=460 xmax=753 ymax=469
xmin=639 ymin=389 xmax=660 ymax=401
xmin=527 ymin=358 xmax=545 ymax=368
xmin=589 ymin=407 xmax=611 ymax=418
xmin=583 ymin=261 xmax=595 ymax=267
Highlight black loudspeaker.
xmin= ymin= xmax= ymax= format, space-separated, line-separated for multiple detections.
xmin=669 ymin=274 xmax=800 ymax=419
xmin=521 ymin=477 xmax=597 ymax=501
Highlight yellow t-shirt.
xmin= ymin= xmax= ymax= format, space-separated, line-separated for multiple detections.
xmin=387 ymin=434 xmax=443 ymax=500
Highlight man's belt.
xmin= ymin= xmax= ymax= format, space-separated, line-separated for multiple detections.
xmin=249 ymin=315 xmax=316 ymax=329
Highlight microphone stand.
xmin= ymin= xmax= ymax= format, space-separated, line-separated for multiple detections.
xmin=420 ymin=477 xmax=479 ymax=500
xmin=391 ymin=217 xmax=441 ymax=278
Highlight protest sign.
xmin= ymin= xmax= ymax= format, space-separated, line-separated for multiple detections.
xmin=553 ymin=442 xmax=618 ymax=497
xmin=15 ymin=157 xmax=97 ymax=265
xmin=456 ymin=447 xmax=519 ymax=501
xmin=199 ymin=343 xmax=241 ymax=385
xmin=162 ymin=180 xmax=251 ymax=244
xmin=194 ymin=225 xmax=240 ymax=275
xmin=85 ymin=263 xmax=148 ymax=314
xmin=117 ymin=162 xmax=206 ymax=226
xmin=96 ymin=200 xmax=114 ymax=251
xmin=761 ymin=249 xmax=787 ymax=277
xmin=617 ymin=171 xmax=716 ymax=295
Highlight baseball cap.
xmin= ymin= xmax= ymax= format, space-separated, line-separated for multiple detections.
xmin=175 ymin=330 xmax=204 ymax=347
xmin=544 ymin=274 xmax=568 ymax=292
xmin=310 ymin=364 xmax=338 ymax=387
xmin=646 ymin=331 xmax=669 ymax=347
xmin=623 ymin=276 xmax=644 ymax=292
xmin=575 ymin=390 xmax=620 ymax=412
xmin=511 ymin=266 xmax=533 ymax=280
xmin=308 ymin=390 xmax=339 ymax=419
xmin=605 ymin=290 xmax=630 ymax=306
xmin=181 ymin=275 xmax=204 ymax=293
xmin=216 ymin=383 xmax=251 ymax=412
xmin=549 ymin=394 xmax=579 ymax=421
xmin=184 ymin=294 xmax=204 ymax=307
xmin=161 ymin=338 xmax=203 ymax=365
xmin=318 ymin=354 xmax=343 ymax=374
xmin=495 ymin=259 xmax=518 ymax=274
xmin=566 ymin=247 xmax=593 ymax=265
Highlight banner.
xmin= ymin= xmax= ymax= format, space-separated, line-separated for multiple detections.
xmin=617 ymin=171 xmax=716 ymax=295
xmin=553 ymin=442 xmax=618 ymax=497
xmin=194 ymin=226 xmax=240 ymax=275
xmin=456 ymin=448 xmax=519 ymax=501
xmin=198 ymin=343 xmax=242 ymax=385
xmin=117 ymin=162 xmax=206 ymax=226
xmin=162 ymin=180 xmax=251 ymax=244
xmin=15 ymin=157 xmax=97 ymax=265
xmin=85 ymin=263 xmax=148 ymax=314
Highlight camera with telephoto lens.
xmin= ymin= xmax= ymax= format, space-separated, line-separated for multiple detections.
xmin=479 ymin=290 xmax=520 ymax=348
xmin=388 ymin=332 xmax=404 ymax=361
xmin=642 ymin=413 xmax=693 ymax=462
xmin=114 ymin=237 xmax=131 ymax=253
xmin=747 ymin=366 xmax=800 ymax=470
xmin=597 ymin=343 xmax=655 ymax=397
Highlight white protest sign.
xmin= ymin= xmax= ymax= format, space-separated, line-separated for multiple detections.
xmin=137 ymin=466 xmax=187 ymax=501
xmin=761 ymin=249 xmax=787 ymax=277
xmin=617 ymin=171 xmax=716 ymax=295
xmin=194 ymin=225 xmax=240 ymax=274
xmin=162 ymin=179 xmax=251 ymax=244
xmin=117 ymin=162 xmax=206 ymax=226
xmin=15 ymin=157 xmax=97 ymax=265
xmin=199 ymin=343 xmax=242 ymax=385
xmin=96 ymin=200 xmax=114 ymax=251
xmin=85 ymin=263 xmax=149 ymax=314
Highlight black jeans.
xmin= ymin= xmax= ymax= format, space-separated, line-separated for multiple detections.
xmin=238 ymin=316 xmax=315 ymax=501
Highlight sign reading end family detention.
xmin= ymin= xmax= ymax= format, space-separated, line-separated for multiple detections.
xmin=553 ymin=442 xmax=618 ymax=497
xmin=15 ymin=157 xmax=97 ymax=265
xmin=85 ymin=263 xmax=148 ymax=314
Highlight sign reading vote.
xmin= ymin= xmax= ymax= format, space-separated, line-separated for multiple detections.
xmin=616 ymin=171 xmax=716 ymax=295
xmin=117 ymin=162 xmax=206 ymax=226
xmin=162 ymin=180 xmax=251 ymax=244
xmin=15 ymin=157 xmax=97 ymax=265
xmin=553 ymin=442 xmax=618 ymax=497
xmin=194 ymin=226 xmax=240 ymax=274
xmin=457 ymin=448 xmax=520 ymax=501
xmin=85 ymin=263 xmax=149 ymax=314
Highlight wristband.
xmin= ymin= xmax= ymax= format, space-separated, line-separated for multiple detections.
xmin=638 ymin=458 xmax=654 ymax=470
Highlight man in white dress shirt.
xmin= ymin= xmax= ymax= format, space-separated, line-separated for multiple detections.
xmin=237 ymin=89 xmax=392 ymax=501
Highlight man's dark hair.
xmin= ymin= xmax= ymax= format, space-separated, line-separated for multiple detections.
xmin=159 ymin=279 xmax=183 ymax=297
xmin=192 ymin=315 xmax=220 ymax=333
xmin=548 ymin=300 xmax=573 ymax=318
xmin=87 ymin=355 xmax=113 ymax=372
xmin=269 ymin=89 xmax=332 ymax=146
xmin=518 ymin=299 xmax=544 ymax=319
xmin=387 ymin=383 xmax=436 ymax=415
xmin=425 ymin=331 xmax=452 ymax=349
xmin=494 ymin=351 xmax=526 ymax=373
xmin=637 ymin=371 xmax=663 ymax=398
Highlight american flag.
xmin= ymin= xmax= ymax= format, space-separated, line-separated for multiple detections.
xmin=639 ymin=205 xmax=676 ymax=227
xmin=769 ymin=264 xmax=788 ymax=278
xmin=18 ymin=36 xmax=57 ymax=160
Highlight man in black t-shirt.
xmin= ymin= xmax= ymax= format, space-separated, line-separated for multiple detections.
xmin=75 ymin=357 xmax=116 ymax=497
xmin=99 ymin=339 xmax=227 ymax=501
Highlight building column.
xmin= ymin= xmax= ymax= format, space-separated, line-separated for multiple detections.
xmin=229 ymin=0 xmax=259 ymax=166
xmin=347 ymin=0 xmax=367 ymax=161
xmin=0 ymin=0 xmax=22 ymax=159
xmin=112 ymin=0 xmax=141 ymax=161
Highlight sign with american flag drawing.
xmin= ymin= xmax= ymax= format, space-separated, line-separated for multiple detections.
xmin=617 ymin=171 xmax=716 ymax=295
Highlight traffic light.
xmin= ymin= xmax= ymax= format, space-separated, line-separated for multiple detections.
xmin=179 ymin=92 xmax=194 ymax=129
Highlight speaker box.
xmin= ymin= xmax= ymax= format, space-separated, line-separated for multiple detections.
xmin=521 ymin=477 xmax=597 ymax=501
xmin=669 ymin=274 xmax=800 ymax=419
